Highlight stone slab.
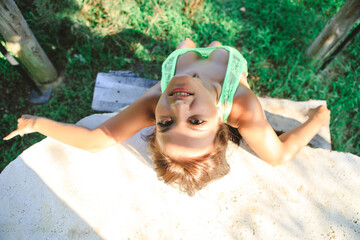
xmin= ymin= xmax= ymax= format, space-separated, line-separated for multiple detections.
xmin=0 ymin=113 xmax=359 ymax=240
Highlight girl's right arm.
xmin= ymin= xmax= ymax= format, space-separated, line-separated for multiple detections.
xmin=4 ymin=82 xmax=161 ymax=153
xmin=229 ymin=88 xmax=330 ymax=166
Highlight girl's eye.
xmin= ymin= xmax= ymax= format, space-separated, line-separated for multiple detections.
xmin=189 ymin=119 xmax=205 ymax=125
xmin=157 ymin=119 xmax=173 ymax=127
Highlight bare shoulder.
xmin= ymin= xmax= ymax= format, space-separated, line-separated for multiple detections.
xmin=226 ymin=85 xmax=265 ymax=128
xmin=134 ymin=81 xmax=162 ymax=114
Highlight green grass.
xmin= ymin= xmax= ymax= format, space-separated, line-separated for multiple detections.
xmin=1 ymin=0 xmax=359 ymax=172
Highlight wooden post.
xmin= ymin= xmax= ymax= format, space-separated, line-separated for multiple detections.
xmin=306 ymin=0 xmax=360 ymax=61
xmin=0 ymin=0 xmax=59 ymax=94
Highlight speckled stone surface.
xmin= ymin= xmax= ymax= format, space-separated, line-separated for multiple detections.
xmin=0 ymin=108 xmax=359 ymax=240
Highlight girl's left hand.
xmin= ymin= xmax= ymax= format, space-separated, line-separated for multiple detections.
xmin=307 ymin=105 xmax=331 ymax=127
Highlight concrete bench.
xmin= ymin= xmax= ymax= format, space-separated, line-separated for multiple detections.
xmin=2 ymin=71 xmax=359 ymax=240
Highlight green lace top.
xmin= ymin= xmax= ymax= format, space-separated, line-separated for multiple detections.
xmin=160 ymin=46 xmax=247 ymax=123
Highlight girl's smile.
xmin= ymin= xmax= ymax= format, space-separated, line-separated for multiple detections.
xmin=154 ymin=74 xmax=222 ymax=159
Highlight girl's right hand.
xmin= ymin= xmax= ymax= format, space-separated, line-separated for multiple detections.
xmin=3 ymin=115 xmax=38 ymax=140
xmin=307 ymin=105 xmax=331 ymax=127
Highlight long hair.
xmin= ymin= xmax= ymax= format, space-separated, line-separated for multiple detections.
xmin=147 ymin=123 xmax=240 ymax=196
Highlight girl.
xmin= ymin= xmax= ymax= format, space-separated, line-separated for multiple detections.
xmin=4 ymin=39 xmax=330 ymax=196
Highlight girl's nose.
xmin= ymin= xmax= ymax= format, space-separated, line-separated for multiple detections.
xmin=171 ymin=100 xmax=189 ymax=118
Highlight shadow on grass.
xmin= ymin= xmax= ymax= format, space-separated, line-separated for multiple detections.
xmin=0 ymin=0 xmax=173 ymax=172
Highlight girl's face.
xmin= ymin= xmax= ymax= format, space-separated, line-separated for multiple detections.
xmin=155 ymin=74 xmax=221 ymax=159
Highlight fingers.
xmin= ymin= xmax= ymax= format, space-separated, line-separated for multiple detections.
xmin=3 ymin=130 xmax=20 ymax=141
xmin=308 ymin=105 xmax=331 ymax=126
xmin=308 ymin=105 xmax=329 ymax=115
xmin=316 ymin=105 xmax=328 ymax=111
xmin=3 ymin=115 xmax=34 ymax=141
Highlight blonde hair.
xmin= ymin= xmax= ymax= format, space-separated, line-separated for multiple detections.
xmin=147 ymin=124 xmax=231 ymax=196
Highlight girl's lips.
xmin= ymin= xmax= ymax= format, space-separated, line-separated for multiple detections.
xmin=170 ymin=88 xmax=193 ymax=96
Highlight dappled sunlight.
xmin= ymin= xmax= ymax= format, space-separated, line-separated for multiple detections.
xmin=5 ymin=42 xmax=21 ymax=54
xmin=1 ymin=0 xmax=359 ymax=169
xmin=1 ymin=0 xmax=360 ymax=238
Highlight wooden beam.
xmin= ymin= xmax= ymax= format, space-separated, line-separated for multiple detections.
xmin=320 ymin=23 xmax=360 ymax=71
xmin=306 ymin=0 xmax=360 ymax=61
xmin=0 ymin=0 xmax=59 ymax=93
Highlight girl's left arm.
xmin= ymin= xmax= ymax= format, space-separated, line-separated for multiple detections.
xmin=228 ymin=89 xmax=330 ymax=166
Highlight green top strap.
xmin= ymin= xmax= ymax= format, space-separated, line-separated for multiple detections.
xmin=161 ymin=46 xmax=248 ymax=123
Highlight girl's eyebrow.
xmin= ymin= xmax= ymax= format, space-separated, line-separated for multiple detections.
xmin=157 ymin=123 xmax=207 ymax=133
xmin=157 ymin=114 xmax=209 ymax=133
xmin=186 ymin=124 xmax=208 ymax=132
xmin=157 ymin=122 xmax=173 ymax=133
